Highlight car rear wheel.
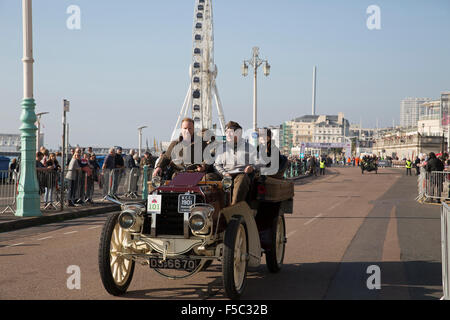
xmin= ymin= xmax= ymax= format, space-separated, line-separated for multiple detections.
xmin=222 ymin=215 xmax=248 ymax=300
xmin=98 ymin=212 xmax=135 ymax=296
xmin=266 ymin=214 xmax=286 ymax=273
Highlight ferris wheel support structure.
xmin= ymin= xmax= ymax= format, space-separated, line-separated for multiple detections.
xmin=171 ymin=0 xmax=226 ymax=141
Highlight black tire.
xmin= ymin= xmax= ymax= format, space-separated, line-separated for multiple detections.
xmin=98 ymin=212 xmax=135 ymax=296
xmin=266 ymin=215 xmax=286 ymax=273
xmin=222 ymin=215 xmax=248 ymax=300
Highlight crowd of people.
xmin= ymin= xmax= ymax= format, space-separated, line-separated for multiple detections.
xmin=7 ymin=146 xmax=159 ymax=209
xmin=408 ymin=152 xmax=450 ymax=176
xmin=287 ymin=155 xmax=333 ymax=176
xmin=65 ymin=146 xmax=158 ymax=207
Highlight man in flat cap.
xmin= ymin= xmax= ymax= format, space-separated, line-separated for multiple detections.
xmin=214 ymin=121 xmax=262 ymax=205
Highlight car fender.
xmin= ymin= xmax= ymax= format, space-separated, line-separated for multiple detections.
xmin=220 ymin=201 xmax=261 ymax=268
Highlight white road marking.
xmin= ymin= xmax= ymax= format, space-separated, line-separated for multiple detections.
xmin=37 ymin=236 xmax=53 ymax=241
xmin=63 ymin=231 xmax=78 ymax=235
xmin=286 ymin=230 xmax=297 ymax=238
xmin=6 ymin=242 xmax=25 ymax=248
xmin=304 ymin=214 xmax=323 ymax=226
xmin=303 ymin=196 xmax=351 ymax=226
xmin=88 ymin=226 xmax=101 ymax=230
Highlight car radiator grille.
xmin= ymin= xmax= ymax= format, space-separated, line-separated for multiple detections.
xmin=143 ymin=193 xmax=204 ymax=236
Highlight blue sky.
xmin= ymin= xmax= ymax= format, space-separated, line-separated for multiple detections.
xmin=1 ymin=0 xmax=449 ymax=149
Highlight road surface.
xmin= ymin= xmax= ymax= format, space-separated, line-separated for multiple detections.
xmin=0 ymin=167 xmax=442 ymax=300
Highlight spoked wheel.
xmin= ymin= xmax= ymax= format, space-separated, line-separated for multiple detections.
xmin=266 ymin=214 xmax=286 ymax=273
xmin=223 ymin=215 xmax=248 ymax=300
xmin=98 ymin=212 xmax=135 ymax=296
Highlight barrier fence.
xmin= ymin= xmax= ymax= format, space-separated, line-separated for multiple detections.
xmin=441 ymin=202 xmax=450 ymax=300
xmin=417 ymin=170 xmax=450 ymax=203
xmin=0 ymin=170 xmax=18 ymax=214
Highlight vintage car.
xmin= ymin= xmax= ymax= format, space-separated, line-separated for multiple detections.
xmin=98 ymin=170 xmax=294 ymax=300
xmin=361 ymin=158 xmax=378 ymax=174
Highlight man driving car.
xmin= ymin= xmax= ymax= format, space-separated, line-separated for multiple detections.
xmin=153 ymin=117 xmax=219 ymax=180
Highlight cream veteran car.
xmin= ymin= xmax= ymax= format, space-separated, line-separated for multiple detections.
xmin=98 ymin=171 xmax=294 ymax=300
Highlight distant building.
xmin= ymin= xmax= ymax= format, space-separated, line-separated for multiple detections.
xmin=418 ymin=100 xmax=441 ymax=136
xmin=400 ymin=97 xmax=432 ymax=128
xmin=281 ymin=112 xmax=351 ymax=156
xmin=0 ymin=134 xmax=21 ymax=154
xmin=373 ymin=127 xmax=445 ymax=160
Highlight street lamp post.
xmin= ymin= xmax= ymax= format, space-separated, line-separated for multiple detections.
xmin=16 ymin=0 xmax=41 ymax=217
xmin=138 ymin=126 xmax=147 ymax=157
xmin=36 ymin=111 xmax=49 ymax=151
xmin=242 ymin=47 xmax=270 ymax=133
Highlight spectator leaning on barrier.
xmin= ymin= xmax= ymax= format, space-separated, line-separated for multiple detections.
xmin=9 ymin=158 xmax=18 ymax=184
xmin=35 ymin=152 xmax=46 ymax=195
xmin=125 ymin=149 xmax=140 ymax=198
xmin=67 ymin=148 xmax=75 ymax=166
xmin=426 ymin=152 xmax=445 ymax=203
xmin=81 ymin=153 xmax=94 ymax=204
xmin=36 ymin=152 xmax=45 ymax=169
xmin=66 ymin=149 xmax=81 ymax=207
xmin=75 ymin=152 xmax=90 ymax=205
xmin=426 ymin=152 xmax=444 ymax=173
xmin=44 ymin=153 xmax=61 ymax=207
xmin=112 ymin=147 xmax=125 ymax=199
xmin=102 ymin=148 xmax=116 ymax=199
xmin=125 ymin=149 xmax=135 ymax=169
xmin=414 ymin=156 xmax=421 ymax=175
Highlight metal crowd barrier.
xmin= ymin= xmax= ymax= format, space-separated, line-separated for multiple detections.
xmin=441 ymin=202 xmax=450 ymax=300
xmin=100 ymin=167 xmax=149 ymax=200
xmin=425 ymin=172 xmax=450 ymax=202
xmin=0 ymin=170 xmax=18 ymax=214
xmin=284 ymin=161 xmax=306 ymax=178
xmin=392 ymin=160 xmax=406 ymax=168
xmin=37 ymin=169 xmax=60 ymax=210
xmin=1 ymin=166 xmax=152 ymax=213
xmin=416 ymin=170 xmax=450 ymax=203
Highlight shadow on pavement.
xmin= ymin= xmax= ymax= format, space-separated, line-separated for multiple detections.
xmin=119 ymin=260 xmax=442 ymax=300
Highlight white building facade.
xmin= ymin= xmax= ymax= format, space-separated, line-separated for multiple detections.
xmin=400 ymin=97 xmax=432 ymax=128
xmin=0 ymin=134 xmax=21 ymax=153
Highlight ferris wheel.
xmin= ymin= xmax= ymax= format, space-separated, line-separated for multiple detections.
xmin=171 ymin=0 xmax=226 ymax=141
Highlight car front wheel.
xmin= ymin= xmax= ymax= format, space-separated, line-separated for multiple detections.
xmin=222 ymin=215 xmax=248 ymax=300
xmin=98 ymin=212 xmax=135 ymax=296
